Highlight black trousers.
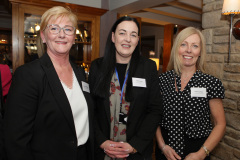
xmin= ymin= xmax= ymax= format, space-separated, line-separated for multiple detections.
xmin=77 ymin=144 xmax=88 ymax=160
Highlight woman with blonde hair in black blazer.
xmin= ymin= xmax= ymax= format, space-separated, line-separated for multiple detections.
xmin=89 ymin=16 xmax=162 ymax=160
xmin=4 ymin=6 xmax=94 ymax=160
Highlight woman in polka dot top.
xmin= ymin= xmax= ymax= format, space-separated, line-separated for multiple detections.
xmin=155 ymin=27 xmax=226 ymax=160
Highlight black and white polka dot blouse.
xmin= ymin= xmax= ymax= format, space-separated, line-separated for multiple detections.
xmin=159 ymin=70 xmax=224 ymax=156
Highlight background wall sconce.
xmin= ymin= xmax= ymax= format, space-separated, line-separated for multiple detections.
xmin=222 ymin=0 xmax=240 ymax=63
xmin=233 ymin=20 xmax=240 ymax=40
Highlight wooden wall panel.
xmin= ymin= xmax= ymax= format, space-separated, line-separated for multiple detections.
xmin=162 ymin=24 xmax=174 ymax=73
xmin=11 ymin=3 xmax=19 ymax=72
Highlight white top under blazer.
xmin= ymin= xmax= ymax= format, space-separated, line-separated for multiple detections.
xmin=61 ymin=72 xmax=89 ymax=146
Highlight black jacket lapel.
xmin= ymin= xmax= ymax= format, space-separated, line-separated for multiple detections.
xmin=39 ymin=54 xmax=76 ymax=135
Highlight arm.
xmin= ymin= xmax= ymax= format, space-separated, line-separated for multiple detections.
xmin=4 ymin=66 xmax=39 ymax=160
xmin=185 ymin=98 xmax=226 ymax=160
xmin=128 ymin=61 xmax=162 ymax=154
xmin=88 ymin=60 xmax=108 ymax=146
xmin=156 ymin=126 xmax=181 ymax=160
xmin=0 ymin=64 xmax=12 ymax=97
xmin=156 ymin=126 xmax=166 ymax=150
xmin=0 ymin=114 xmax=4 ymax=160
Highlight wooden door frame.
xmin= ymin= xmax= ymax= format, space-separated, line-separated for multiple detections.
xmin=10 ymin=0 xmax=107 ymax=72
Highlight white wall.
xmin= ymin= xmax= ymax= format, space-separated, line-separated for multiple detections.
xmin=109 ymin=0 xmax=138 ymax=10
xmin=99 ymin=11 xmax=118 ymax=57
xmin=141 ymin=25 xmax=164 ymax=58
xmin=53 ymin=0 xmax=101 ymax=8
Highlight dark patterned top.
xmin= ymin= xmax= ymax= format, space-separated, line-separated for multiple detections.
xmin=159 ymin=70 xmax=224 ymax=156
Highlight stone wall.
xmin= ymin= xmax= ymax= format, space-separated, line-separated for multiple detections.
xmin=202 ymin=0 xmax=240 ymax=159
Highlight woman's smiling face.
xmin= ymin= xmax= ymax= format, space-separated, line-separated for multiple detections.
xmin=178 ymin=33 xmax=201 ymax=68
xmin=41 ymin=16 xmax=75 ymax=56
xmin=112 ymin=21 xmax=139 ymax=63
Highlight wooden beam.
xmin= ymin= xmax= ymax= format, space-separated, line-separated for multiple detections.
xmin=143 ymin=8 xmax=200 ymax=22
xmin=166 ymin=1 xmax=202 ymax=14
xmin=9 ymin=0 xmax=108 ymax=16
xmin=141 ymin=17 xmax=170 ymax=26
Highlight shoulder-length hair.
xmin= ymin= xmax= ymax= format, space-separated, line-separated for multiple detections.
xmin=93 ymin=16 xmax=140 ymax=101
xmin=167 ymin=27 xmax=206 ymax=75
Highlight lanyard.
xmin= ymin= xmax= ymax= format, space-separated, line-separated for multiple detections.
xmin=115 ymin=68 xmax=129 ymax=105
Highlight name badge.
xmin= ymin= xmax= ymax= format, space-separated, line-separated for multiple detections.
xmin=132 ymin=77 xmax=146 ymax=88
xmin=191 ymin=87 xmax=206 ymax=98
xmin=82 ymin=81 xmax=90 ymax=93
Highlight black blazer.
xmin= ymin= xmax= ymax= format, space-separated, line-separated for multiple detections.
xmin=4 ymin=53 xmax=94 ymax=160
xmin=0 ymin=114 xmax=4 ymax=160
xmin=89 ymin=56 xmax=162 ymax=160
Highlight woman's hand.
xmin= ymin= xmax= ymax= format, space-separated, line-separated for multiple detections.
xmin=100 ymin=140 xmax=131 ymax=158
xmin=162 ymin=145 xmax=181 ymax=160
xmin=184 ymin=151 xmax=206 ymax=160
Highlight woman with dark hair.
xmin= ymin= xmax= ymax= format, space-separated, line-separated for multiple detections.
xmin=89 ymin=16 xmax=162 ymax=160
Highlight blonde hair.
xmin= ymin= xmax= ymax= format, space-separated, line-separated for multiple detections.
xmin=167 ymin=27 xmax=206 ymax=75
xmin=40 ymin=6 xmax=78 ymax=32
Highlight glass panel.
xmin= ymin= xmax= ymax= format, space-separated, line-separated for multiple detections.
xmin=75 ymin=21 xmax=91 ymax=43
xmin=70 ymin=43 xmax=84 ymax=62
xmin=24 ymin=14 xmax=41 ymax=64
xmin=70 ymin=21 xmax=92 ymax=71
